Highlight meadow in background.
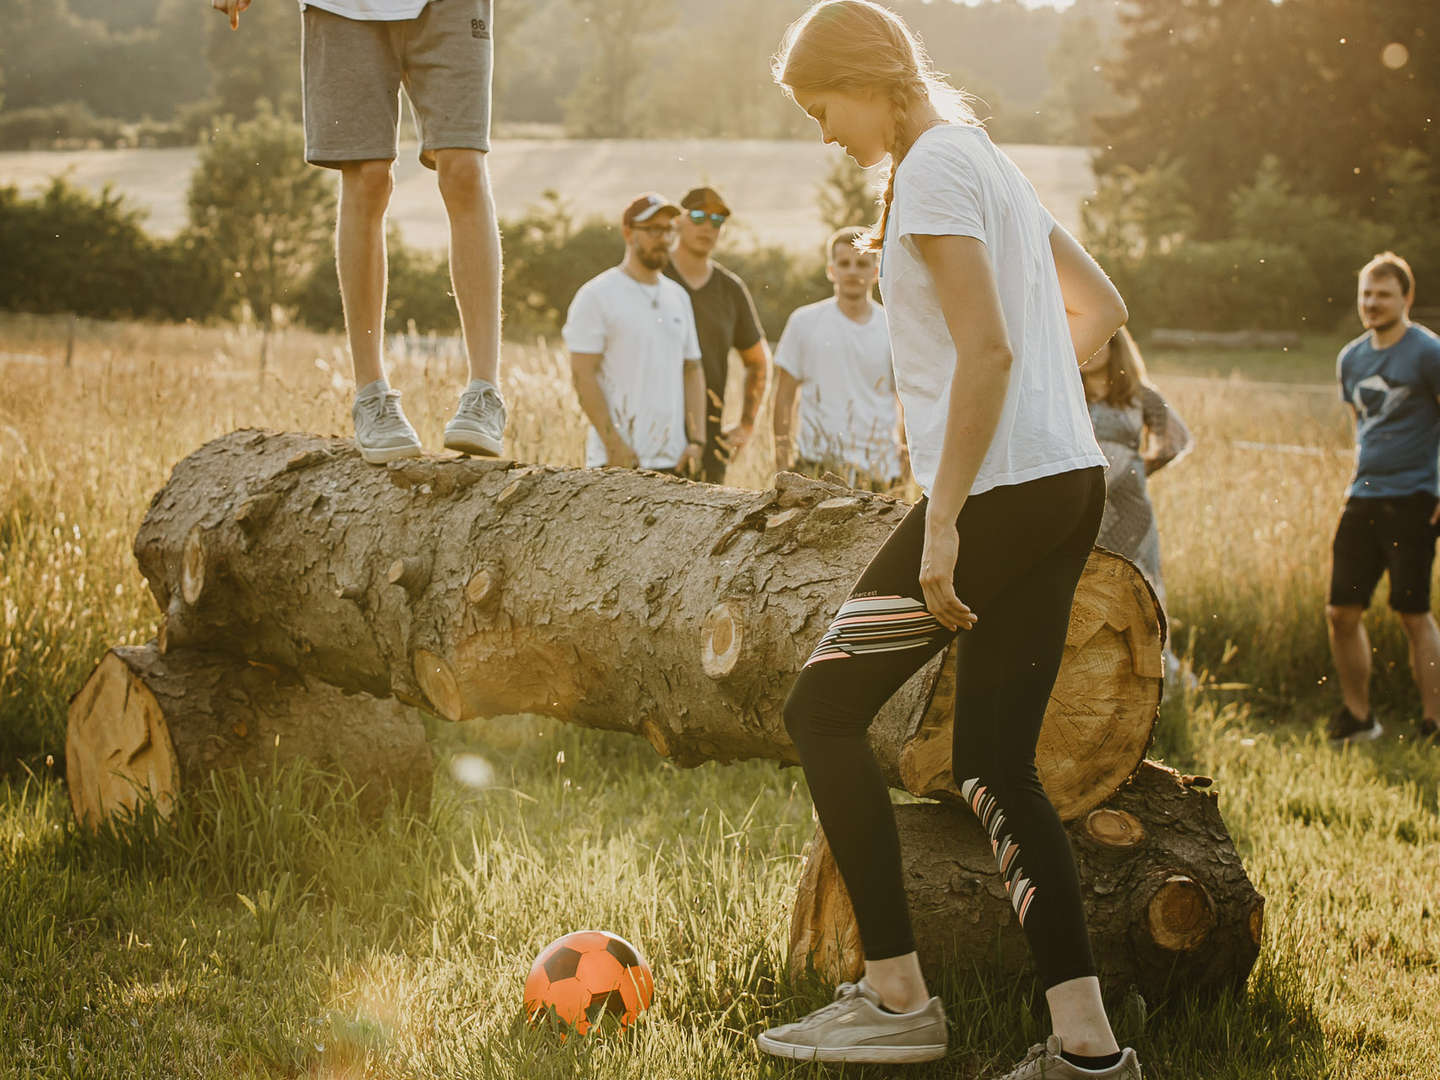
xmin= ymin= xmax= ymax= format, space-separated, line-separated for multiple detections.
xmin=1 ymin=314 xmax=1438 ymax=1077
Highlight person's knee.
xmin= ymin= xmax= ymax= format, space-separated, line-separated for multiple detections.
xmin=782 ymin=685 xmax=818 ymax=747
xmin=1398 ymin=610 xmax=1437 ymax=638
xmin=435 ymin=149 xmax=490 ymax=209
xmin=1326 ymin=604 xmax=1364 ymax=634
xmin=340 ymin=160 xmax=394 ymax=214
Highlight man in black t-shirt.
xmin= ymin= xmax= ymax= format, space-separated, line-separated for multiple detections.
xmin=663 ymin=187 xmax=770 ymax=484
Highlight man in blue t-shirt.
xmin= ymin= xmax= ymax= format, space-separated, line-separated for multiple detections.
xmin=1327 ymin=251 xmax=1440 ymax=744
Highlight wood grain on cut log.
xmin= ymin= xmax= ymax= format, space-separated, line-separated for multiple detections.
xmin=67 ymin=644 xmax=432 ymax=827
xmin=789 ymin=762 xmax=1262 ymax=1000
xmin=896 ymin=549 xmax=1164 ymax=820
xmin=131 ymin=432 xmax=1162 ymax=813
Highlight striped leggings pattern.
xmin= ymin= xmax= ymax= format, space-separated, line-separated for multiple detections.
xmin=804 ymin=594 xmax=946 ymax=667
xmin=961 ymin=777 xmax=1037 ymax=925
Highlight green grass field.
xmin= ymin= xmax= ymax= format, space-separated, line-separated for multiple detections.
xmin=2 ymin=314 xmax=1438 ymax=1078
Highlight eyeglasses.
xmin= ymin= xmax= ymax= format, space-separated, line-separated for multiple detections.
xmin=632 ymin=224 xmax=676 ymax=238
xmin=687 ymin=209 xmax=728 ymax=227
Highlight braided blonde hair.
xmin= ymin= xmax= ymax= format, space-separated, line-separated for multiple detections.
xmin=773 ymin=1 xmax=978 ymax=252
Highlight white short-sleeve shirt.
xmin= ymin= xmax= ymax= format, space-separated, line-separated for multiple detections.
xmin=562 ymin=267 xmax=701 ymax=470
xmin=774 ymin=298 xmax=900 ymax=480
xmin=299 ymin=1 xmax=430 ymax=20
xmin=880 ymin=124 xmax=1106 ymax=497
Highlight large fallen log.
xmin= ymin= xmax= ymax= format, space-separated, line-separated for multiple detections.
xmin=72 ymin=429 xmax=1262 ymax=995
xmin=66 ymin=644 xmax=432 ymax=825
xmin=789 ymin=762 xmax=1263 ymax=1001
xmin=131 ymin=430 xmax=1162 ymax=821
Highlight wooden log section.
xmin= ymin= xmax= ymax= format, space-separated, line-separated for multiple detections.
xmin=789 ymin=763 xmax=1264 ymax=1000
xmin=131 ymin=431 xmax=1163 ymax=819
xmin=66 ymin=644 xmax=432 ymax=827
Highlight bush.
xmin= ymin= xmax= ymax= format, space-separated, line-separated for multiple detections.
xmin=0 ymin=102 xmax=123 ymax=150
xmin=1086 ymin=156 xmax=1409 ymax=332
xmin=293 ymin=225 xmax=458 ymax=336
xmin=186 ymin=111 xmax=335 ymax=329
xmin=0 ymin=179 xmax=222 ymax=322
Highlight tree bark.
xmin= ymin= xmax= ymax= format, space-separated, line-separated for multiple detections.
xmin=132 ymin=430 xmax=1161 ymax=820
xmin=788 ymin=762 xmax=1263 ymax=1000
xmin=66 ymin=644 xmax=432 ymax=827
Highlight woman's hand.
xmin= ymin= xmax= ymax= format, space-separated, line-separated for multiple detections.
xmin=919 ymin=518 xmax=976 ymax=632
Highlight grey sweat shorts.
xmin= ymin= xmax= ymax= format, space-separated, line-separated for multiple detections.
xmin=301 ymin=0 xmax=493 ymax=170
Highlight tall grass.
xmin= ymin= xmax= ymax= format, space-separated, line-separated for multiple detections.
xmin=3 ymin=314 xmax=1439 ymax=1078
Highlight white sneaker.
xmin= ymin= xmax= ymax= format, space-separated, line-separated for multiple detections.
xmin=756 ymin=980 xmax=948 ymax=1064
xmin=353 ymin=386 xmax=422 ymax=464
xmin=444 ymin=381 xmax=506 ymax=457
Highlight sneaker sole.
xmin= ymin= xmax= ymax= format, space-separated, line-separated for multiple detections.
xmin=443 ymin=428 xmax=503 ymax=457
xmin=755 ymin=1032 xmax=946 ymax=1064
xmin=1330 ymin=723 xmax=1383 ymax=744
xmin=357 ymin=442 xmax=422 ymax=465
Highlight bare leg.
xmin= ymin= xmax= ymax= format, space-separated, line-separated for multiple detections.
xmin=1327 ymin=604 xmax=1371 ymax=718
xmin=336 ymin=160 xmax=394 ymax=389
xmin=1400 ymin=611 xmax=1440 ymax=722
xmin=1047 ymin=976 xmax=1121 ymax=1057
xmin=434 ymin=148 xmax=501 ymax=386
xmin=862 ymin=952 xmax=929 ymax=1013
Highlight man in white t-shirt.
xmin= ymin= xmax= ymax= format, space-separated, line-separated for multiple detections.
xmin=211 ymin=0 xmax=506 ymax=466
xmin=773 ymin=226 xmax=905 ymax=489
xmin=563 ymin=194 xmax=706 ymax=475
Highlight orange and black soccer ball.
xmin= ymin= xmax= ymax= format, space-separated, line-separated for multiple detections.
xmin=523 ymin=930 xmax=655 ymax=1035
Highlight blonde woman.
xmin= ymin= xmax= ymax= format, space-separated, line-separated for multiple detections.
xmin=761 ymin=3 xmax=1140 ymax=1077
xmin=1083 ymin=327 xmax=1192 ymax=681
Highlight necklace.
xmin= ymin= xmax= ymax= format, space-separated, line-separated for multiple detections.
xmin=624 ymin=268 xmax=661 ymax=309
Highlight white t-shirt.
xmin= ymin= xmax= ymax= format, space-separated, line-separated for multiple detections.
xmin=775 ymin=298 xmax=901 ymax=480
xmin=562 ymin=267 xmax=701 ymax=470
xmin=299 ymin=1 xmax=430 ymax=21
xmin=880 ymin=124 xmax=1106 ymax=497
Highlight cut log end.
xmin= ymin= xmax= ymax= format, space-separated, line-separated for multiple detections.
xmin=465 ymin=568 xmax=498 ymax=606
xmin=387 ymin=556 xmax=432 ymax=595
xmin=1085 ymin=808 xmax=1145 ymax=848
xmin=66 ymin=651 xmax=179 ymax=827
xmin=413 ymin=648 xmax=462 ymax=721
xmin=181 ymin=526 xmax=206 ymax=606
xmin=701 ymin=602 xmax=744 ymax=679
xmin=1147 ymin=875 xmax=1217 ymax=952
xmin=1248 ymin=900 xmax=1265 ymax=948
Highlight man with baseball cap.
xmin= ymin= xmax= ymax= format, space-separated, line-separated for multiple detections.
xmin=211 ymin=0 xmax=507 ymax=466
xmin=663 ymin=187 xmax=770 ymax=484
xmin=563 ymin=194 xmax=706 ymax=476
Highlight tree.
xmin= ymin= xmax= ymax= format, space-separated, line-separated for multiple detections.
xmin=562 ymin=0 xmax=674 ymax=136
xmin=816 ymin=153 xmax=878 ymax=234
xmin=1097 ymin=0 xmax=1440 ymax=228
xmin=204 ymin=0 xmax=302 ymax=125
xmin=186 ymin=111 xmax=334 ymax=330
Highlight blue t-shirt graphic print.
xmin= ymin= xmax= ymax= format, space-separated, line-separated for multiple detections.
xmin=1338 ymin=324 xmax=1440 ymax=498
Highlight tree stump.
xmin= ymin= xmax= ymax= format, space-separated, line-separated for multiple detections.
xmin=66 ymin=644 xmax=432 ymax=826
xmin=788 ymin=762 xmax=1263 ymax=1001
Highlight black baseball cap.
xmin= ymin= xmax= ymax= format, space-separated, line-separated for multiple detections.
xmin=680 ymin=187 xmax=732 ymax=216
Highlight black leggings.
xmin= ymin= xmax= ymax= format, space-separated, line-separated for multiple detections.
xmin=783 ymin=466 xmax=1105 ymax=989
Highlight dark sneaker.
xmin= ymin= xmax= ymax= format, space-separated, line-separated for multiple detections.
xmin=444 ymin=381 xmax=506 ymax=457
xmin=986 ymin=1036 xmax=1142 ymax=1080
xmin=756 ymin=980 xmax=948 ymax=1064
xmin=353 ymin=387 xmax=422 ymax=464
xmin=1326 ymin=706 xmax=1382 ymax=744
xmin=1417 ymin=716 xmax=1438 ymax=742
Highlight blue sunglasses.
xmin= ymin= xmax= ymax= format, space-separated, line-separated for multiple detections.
xmin=687 ymin=209 xmax=728 ymax=227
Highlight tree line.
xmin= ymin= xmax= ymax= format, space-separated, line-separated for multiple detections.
xmin=0 ymin=0 xmax=1121 ymax=147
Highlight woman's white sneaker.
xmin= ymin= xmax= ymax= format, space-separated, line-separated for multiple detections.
xmin=756 ymin=980 xmax=948 ymax=1064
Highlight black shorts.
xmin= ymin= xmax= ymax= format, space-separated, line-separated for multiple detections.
xmin=1328 ymin=493 xmax=1439 ymax=613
